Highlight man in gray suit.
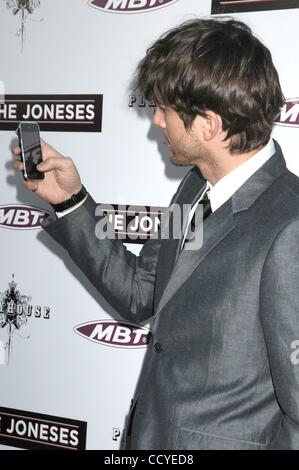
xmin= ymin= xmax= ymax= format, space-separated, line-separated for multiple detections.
xmin=13 ymin=18 xmax=299 ymax=449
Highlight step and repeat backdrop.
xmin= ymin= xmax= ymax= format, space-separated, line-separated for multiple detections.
xmin=0 ymin=0 xmax=299 ymax=450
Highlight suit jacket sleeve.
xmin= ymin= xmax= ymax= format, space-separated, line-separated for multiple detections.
xmin=42 ymin=194 xmax=162 ymax=324
xmin=260 ymin=218 xmax=299 ymax=449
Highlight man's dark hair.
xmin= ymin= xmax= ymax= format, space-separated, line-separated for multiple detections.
xmin=136 ymin=18 xmax=284 ymax=154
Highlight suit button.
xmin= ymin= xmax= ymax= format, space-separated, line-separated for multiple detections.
xmin=154 ymin=342 xmax=163 ymax=353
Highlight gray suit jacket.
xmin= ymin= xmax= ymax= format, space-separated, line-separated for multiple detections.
xmin=43 ymin=141 xmax=299 ymax=450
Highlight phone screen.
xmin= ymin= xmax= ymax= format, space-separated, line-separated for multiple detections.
xmin=18 ymin=122 xmax=44 ymax=180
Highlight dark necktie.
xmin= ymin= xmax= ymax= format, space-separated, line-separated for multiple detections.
xmin=182 ymin=190 xmax=212 ymax=249
xmin=193 ymin=190 xmax=212 ymax=224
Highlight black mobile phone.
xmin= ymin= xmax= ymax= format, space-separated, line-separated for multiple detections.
xmin=16 ymin=121 xmax=44 ymax=181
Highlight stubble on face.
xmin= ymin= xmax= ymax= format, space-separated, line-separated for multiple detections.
xmin=167 ymin=129 xmax=211 ymax=168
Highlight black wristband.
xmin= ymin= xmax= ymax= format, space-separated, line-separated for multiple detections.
xmin=51 ymin=185 xmax=88 ymax=212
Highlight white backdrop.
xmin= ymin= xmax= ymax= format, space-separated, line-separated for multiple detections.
xmin=0 ymin=0 xmax=298 ymax=450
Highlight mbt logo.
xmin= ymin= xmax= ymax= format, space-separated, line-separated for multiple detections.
xmin=74 ymin=320 xmax=151 ymax=348
xmin=275 ymin=98 xmax=299 ymax=127
xmin=0 ymin=205 xmax=49 ymax=230
xmin=88 ymin=0 xmax=177 ymax=14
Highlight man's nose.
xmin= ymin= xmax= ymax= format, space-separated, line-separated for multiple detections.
xmin=152 ymin=107 xmax=166 ymax=129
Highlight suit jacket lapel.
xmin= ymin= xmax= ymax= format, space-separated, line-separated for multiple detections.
xmin=155 ymin=199 xmax=235 ymax=315
xmin=153 ymin=168 xmax=206 ymax=310
xmin=155 ymin=141 xmax=287 ymax=316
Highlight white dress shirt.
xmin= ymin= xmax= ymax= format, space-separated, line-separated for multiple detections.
xmin=209 ymin=138 xmax=275 ymax=213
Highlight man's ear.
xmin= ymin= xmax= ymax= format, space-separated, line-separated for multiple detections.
xmin=194 ymin=111 xmax=223 ymax=141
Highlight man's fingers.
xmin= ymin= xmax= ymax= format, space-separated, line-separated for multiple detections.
xmin=23 ymin=179 xmax=39 ymax=192
xmin=12 ymin=145 xmax=21 ymax=156
xmin=13 ymin=161 xmax=24 ymax=171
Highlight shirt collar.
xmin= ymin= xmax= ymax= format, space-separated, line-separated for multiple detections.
xmin=207 ymin=138 xmax=275 ymax=213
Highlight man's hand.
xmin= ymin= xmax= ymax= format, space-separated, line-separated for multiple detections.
xmin=12 ymin=139 xmax=82 ymax=205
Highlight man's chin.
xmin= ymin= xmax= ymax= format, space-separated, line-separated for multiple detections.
xmin=170 ymin=154 xmax=188 ymax=166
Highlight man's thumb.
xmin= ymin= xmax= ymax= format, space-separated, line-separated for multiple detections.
xmin=37 ymin=157 xmax=65 ymax=172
